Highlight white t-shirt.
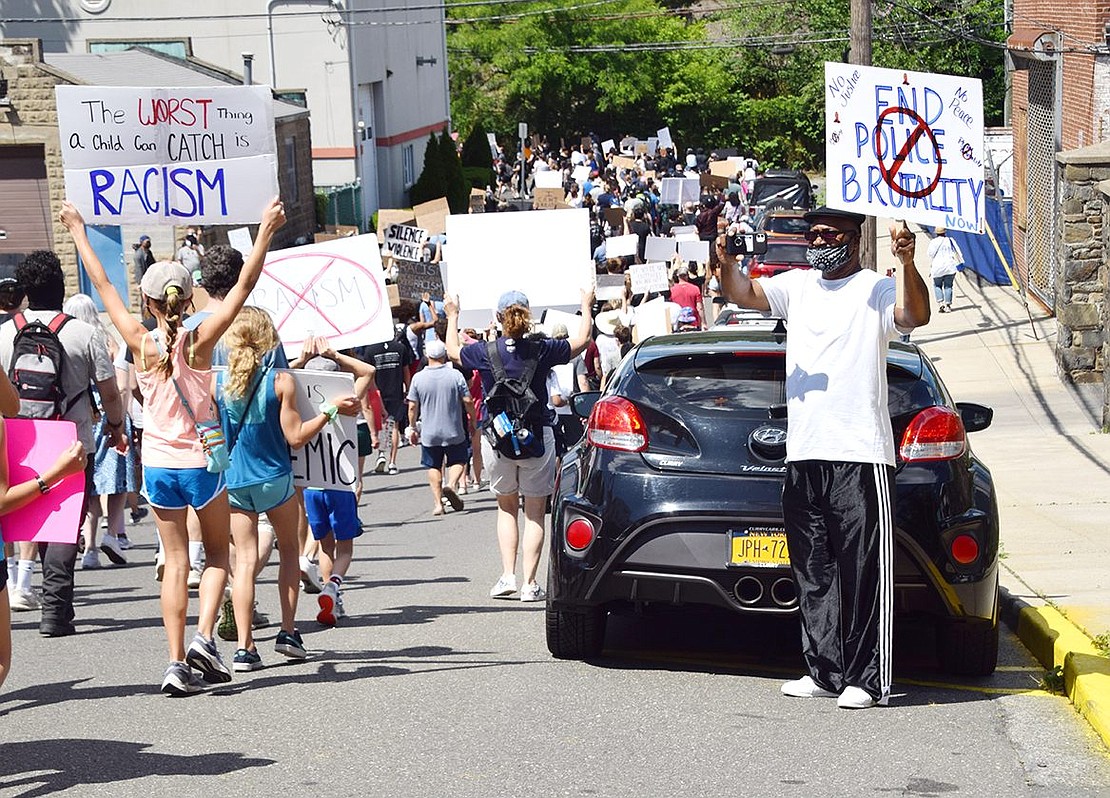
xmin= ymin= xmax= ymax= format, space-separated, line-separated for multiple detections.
xmin=760 ymin=268 xmax=902 ymax=466
xmin=927 ymin=236 xmax=964 ymax=279
xmin=549 ymin=363 xmax=574 ymax=416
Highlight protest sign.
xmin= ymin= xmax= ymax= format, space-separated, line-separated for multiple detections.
xmin=383 ymin=224 xmax=428 ymax=261
xmin=376 ymin=208 xmax=416 ymax=243
xmin=825 ymin=62 xmax=985 ymax=232
xmin=620 ymin=136 xmax=638 ymax=154
xmin=632 ymin=297 xmax=671 ymax=342
xmin=595 ymin=273 xmax=625 ymax=302
xmin=604 ymin=233 xmax=639 ymax=259
xmin=678 ymin=239 xmax=710 ymax=263
xmin=571 ymin=164 xmax=592 ymax=183
xmin=709 ymin=161 xmax=738 ymax=178
xmin=532 ymin=187 xmax=565 ymax=210
xmin=657 ymin=127 xmax=674 ymax=152
xmin=700 ymin=173 xmax=730 ymax=190
xmin=227 ymin=226 xmax=254 ymax=255
xmin=469 ymin=188 xmax=485 ymax=213
xmin=644 ymin=236 xmax=677 ymax=262
xmin=581 ymin=136 xmax=593 ymax=151
xmin=533 ymin=170 xmax=563 ymax=189
xmin=630 ymin=262 xmax=670 ymax=295
xmin=414 ymin=197 xmax=451 ymax=236
xmin=602 ymin=207 xmax=626 ymax=230
xmin=249 ymin=234 xmax=393 ymax=357
xmin=394 ymin=256 xmax=445 ymax=302
xmin=538 ymin=308 xmax=582 ymax=337
xmin=601 ymin=139 xmax=616 ymax=155
xmin=660 ymin=177 xmax=700 ymax=206
xmin=0 ymin=420 xmax=84 ymax=544
xmin=611 ymin=155 xmax=637 ymax=172
xmin=287 ymin=370 xmax=358 ymax=492
xmin=486 ymin=132 xmax=498 ymax=157
xmin=444 ymin=208 xmax=594 ymax=328
xmin=56 ymin=85 xmax=278 ymax=225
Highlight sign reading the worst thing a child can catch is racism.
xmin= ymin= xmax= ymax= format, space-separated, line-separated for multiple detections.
xmin=55 ymin=85 xmax=279 ymax=225
xmin=824 ymin=63 xmax=984 ymax=233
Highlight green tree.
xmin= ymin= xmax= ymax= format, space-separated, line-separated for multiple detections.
xmin=410 ymin=131 xmax=447 ymax=206
xmin=461 ymin=123 xmax=494 ymax=170
xmin=438 ymin=127 xmax=469 ymax=213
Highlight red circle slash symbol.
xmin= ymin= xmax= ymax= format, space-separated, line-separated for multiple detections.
xmin=872 ymin=106 xmax=942 ymax=199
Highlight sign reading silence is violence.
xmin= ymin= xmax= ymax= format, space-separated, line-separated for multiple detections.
xmin=55 ymin=85 xmax=279 ymax=225
xmin=824 ymin=63 xmax=985 ymax=234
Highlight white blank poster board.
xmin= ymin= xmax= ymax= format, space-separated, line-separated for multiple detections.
xmin=444 ymin=208 xmax=594 ymax=328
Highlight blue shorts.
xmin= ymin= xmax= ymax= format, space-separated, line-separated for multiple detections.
xmin=304 ymin=489 xmax=362 ymax=541
xmin=420 ymin=441 xmax=470 ymax=470
xmin=228 ymin=473 xmax=296 ymax=515
xmin=144 ymin=466 xmax=225 ymax=510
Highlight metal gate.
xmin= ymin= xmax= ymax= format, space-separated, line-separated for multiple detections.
xmin=1025 ymin=60 xmax=1057 ymax=308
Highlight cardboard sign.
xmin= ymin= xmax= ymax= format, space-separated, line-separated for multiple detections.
xmin=660 ymin=177 xmax=700 ymax=206
xmin=249 ymin=234 xmax=393 ymax=357
xmin=414 ymin=197 xmax=451 ymax=236
xmin=709 ymin=160 xmax=738 ymax=178
xmin=700 ymin=173 xmax=730 ymax=191
xmin=630 ymin=262 xmax=670 ymax=295
xmin=677 ymin=239 xmax=710 ymax=263
xmin=603 ymin=207 xmax=626 ymax=230
xmin=384 ymin=224 xmax=428 ymax=261
xmin=469 ymin=188 xmax=485 ymax=213
xmin=825 ymin=62 xmax=985 ymax=233
xmin=227 ymin=226 xmax=254 ymax=255
xmin=56 ymin=85 xmax=278 ymax=225
xmin=611 ymin=155 xmax=637 ymax=172
xmin=394 ymin=258 xmax=445 ymax=303
xmin=656 ymin=127 xmax=674 ymax=152
xmin=376 ymin=208 xmax=416 ymax=243
xmin=635 ymin=142 xmax=649 ymax=156
xmin=444 ymin=208 xmax=594 ymax=328
xmin=533 ymin=170 xmax=563 ymax=189
xmin=604 ymin=233 xmax=639 ymax=259
xmin=287 ymin=370 xmax=358 ymax=492
xmin=644 ymin=236 xmax=677 ymax=262
xmin=0 ymin=420 xmax=85 ymax=544
xmin=532 ymin=187 xmax=565 ymax=210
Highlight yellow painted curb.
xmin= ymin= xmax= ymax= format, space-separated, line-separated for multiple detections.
xmin=1016 ymin=604 xmax=1110 ymax=747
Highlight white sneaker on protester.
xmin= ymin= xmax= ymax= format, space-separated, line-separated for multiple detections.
xmin=187 ymin=568 xmax=203 ymax=589
xmin=519 ymin=582 xmax=546 ymax=602
xmin=489 ymin=574 xmax=518 ymax=599
xmin=299 ymin=556 xmax=322 ymax=594
xmin=374 ymin=453 xmax=387 ymax=474
xmin=9 ymin=588 xmax=40 ymax=611
xmin=837 ymin=686 xmax=878 ymax=709
xmin=99 ymin=533 xmax=127 ymax=565
xmin=81 ymin=550 xmax=101 ymax=570
xmin=781 ymin=675 xmax=838 ymax=698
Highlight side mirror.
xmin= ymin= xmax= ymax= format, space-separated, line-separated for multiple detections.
xmin=956 ymin=402 xmax=993 ymax=433
xmin=572 ymin=391 xmax=601 ymax=419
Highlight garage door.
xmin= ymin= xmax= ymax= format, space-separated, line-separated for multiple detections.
xmin=0 ymin=144 xmax=51 ymax=267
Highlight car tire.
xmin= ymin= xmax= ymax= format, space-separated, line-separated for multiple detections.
xmin=546 ymin=606 xmax=607 ymax=659
xmin=935 ymin=618 xmax=999 ymax=676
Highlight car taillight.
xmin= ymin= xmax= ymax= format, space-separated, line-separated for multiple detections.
xmin=749 ymin=263 xmax=771 ymax=278
xmin=587 ymin=396 xmax=647 ymax=452
xmin=899 ymin=406 xmax=966 ymax=462
xmin=566 ymin=518 xmax=595 ymax=551
xmin=950 ymin=534 xmax=979 ymax=564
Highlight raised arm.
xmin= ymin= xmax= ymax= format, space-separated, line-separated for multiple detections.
xmin=194 ymin=197 xmax=286 ymax=353
xmin=274 ymin=371 xmax=341 ymax=450
xmin=59 ymin=203 xmax=146 ymax=352
xmin=567 ymin=288 xmax=596 ymax=358
xmin=716 ymin=234 xmax=771 ymax=311
xmin=444 ymin=295 xmax=463 ymax=364
xmin=889 ymin=223 xmax=931 ymax=329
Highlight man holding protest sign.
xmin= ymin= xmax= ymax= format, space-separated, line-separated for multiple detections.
xmin=718 ymin=208 xmax=930 ymax=709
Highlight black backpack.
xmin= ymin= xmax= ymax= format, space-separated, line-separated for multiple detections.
xmin=9 ymin=312 xmax=77 ymax=419
xmin=482 ymin=340 xmax=545 ymax=460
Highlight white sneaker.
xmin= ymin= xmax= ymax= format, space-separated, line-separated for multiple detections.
xmin=489 ymin=574 xmax=518 ymax=598
xmin=519 ymin=582 xmax=546 ymax=602
xmin=374 ymin=453 xmax=387 ymax=474
xmin=99 ymin=534 xmax=127 ymax=565
xmin=781 ymin=675 xmax=837 ymax=698
xmin=187 ymin=568 xmax=203 ymax=589
xmin=837 ymin=686 xmax=878 ymax=709
xmin=9 ymin=588 xmax=40 ymax=611
xmin=299 ymin=555 xmax=322 ymax=594
xmin=81 ymin=550 xmax=101 ymax=570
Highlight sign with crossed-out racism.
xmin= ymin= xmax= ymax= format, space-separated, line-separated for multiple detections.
xmin=824 ymin=62 xmax=984 ymax=233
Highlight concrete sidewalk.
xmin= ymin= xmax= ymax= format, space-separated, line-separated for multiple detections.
xmin=878 ymin=220 xmax=1110 ymax=744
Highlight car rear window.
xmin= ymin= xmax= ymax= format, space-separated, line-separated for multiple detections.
xmin=637 ymin=353 xmax=786 ymax=411
xmin=767 ymin=216 xmax=810 ymax=235
xmin=761 ymin=243 xmax=809 ymax=264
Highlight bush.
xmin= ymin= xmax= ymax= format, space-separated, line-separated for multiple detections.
xmin=314 ymin=191 xmax=329 ymax=229
xmin=410 ymin=131 xmax=448 ymax=207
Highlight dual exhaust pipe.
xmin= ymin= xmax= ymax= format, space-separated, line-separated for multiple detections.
xmin=733 ymin=575 xmax=797 ymax=608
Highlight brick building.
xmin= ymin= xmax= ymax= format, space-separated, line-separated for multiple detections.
xmin=0 ymin=39 xmax=313 ymax=300
xmin=1008 ymin=2 xmax=1110 ymax=310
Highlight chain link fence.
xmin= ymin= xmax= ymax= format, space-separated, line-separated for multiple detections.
xmin=1025 ymin=60 xmax=1058 ymax=308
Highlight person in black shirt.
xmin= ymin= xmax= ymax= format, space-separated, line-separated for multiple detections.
xmin=356 ymin=330 xmax=414 ymax=475
xmin=627 ymin=207 xmax=652 ymax=264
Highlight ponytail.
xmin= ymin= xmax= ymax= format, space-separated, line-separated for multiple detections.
xmin=153 ymin=288 xmax=186 ymax=379
xmin=501 ymin=304 xmax=532 ymax=339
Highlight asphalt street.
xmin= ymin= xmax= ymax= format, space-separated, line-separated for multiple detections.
xmin=2 ymin=445 xmax=1109 ymax=798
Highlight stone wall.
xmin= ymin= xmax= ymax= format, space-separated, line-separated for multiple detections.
xmin=1102 ymin=179 xmax=1110 ymax=429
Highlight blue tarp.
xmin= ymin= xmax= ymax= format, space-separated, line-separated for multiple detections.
xmin=942 ymin=196 xmax=1013 ymax=286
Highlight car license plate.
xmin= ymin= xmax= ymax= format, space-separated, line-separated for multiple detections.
xmin=728 ymin=527 xmax=789 ymax=568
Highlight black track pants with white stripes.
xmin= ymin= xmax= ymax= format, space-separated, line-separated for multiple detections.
xmin=782 ymin=460 xmax=894 ymax=703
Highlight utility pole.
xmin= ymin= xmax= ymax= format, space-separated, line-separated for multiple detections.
xmin=850 ymin=0 xmax=876 ymax=270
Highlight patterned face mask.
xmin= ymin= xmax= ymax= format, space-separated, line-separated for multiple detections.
xmin=806 ymin=242 xmax=852 ymax=274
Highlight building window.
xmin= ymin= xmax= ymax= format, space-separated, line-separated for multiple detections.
xmin=284 ymin=136 xmax=299 ymax=204
xmin=88 ymin=39 xmax=190 ymax=59
xmin=403 ymin=144 xmax=415 ymax=189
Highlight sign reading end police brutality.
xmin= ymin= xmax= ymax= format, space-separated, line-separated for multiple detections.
xmin=824 ymin=63 xmax=984 ymax=233
xmin=55 ymin=85 xmax=278 ymax=224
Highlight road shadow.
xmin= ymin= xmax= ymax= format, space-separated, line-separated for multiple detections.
xmin=0 ymin=739 xmax=273 ymax=796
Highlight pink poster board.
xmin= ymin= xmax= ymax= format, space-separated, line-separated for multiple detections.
xmin=0 ymin=419 xmax=84 ymax=544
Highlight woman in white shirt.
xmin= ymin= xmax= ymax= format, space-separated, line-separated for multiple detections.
xmin=926 ymin=227 xmax=964 ymax=313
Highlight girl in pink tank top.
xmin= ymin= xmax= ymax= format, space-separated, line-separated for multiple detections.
xmin=61 ymin=197 xmax=286 ymax=696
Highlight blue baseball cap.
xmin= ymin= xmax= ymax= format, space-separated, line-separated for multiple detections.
xmin=496 ymin=290 xmax=529 ymax=313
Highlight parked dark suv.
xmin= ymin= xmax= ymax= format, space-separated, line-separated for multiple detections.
xmin=547 ymin=321 xmax=1000 ymax=675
